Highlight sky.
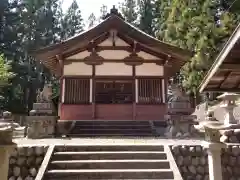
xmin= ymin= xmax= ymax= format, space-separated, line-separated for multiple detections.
xmin=62 ymin=0 xmax=124 ymax=24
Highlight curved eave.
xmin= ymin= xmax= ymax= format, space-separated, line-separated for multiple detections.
xmin=32 ymin=15 xmax=192 ymax=75
xmin=199 ymin=23 xmax=240 ymax=93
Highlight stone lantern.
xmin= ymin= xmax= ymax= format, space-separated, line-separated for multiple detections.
xmin=217 ymin=93 xmax=240 ymax=125
xmin=164 ymin=84 xmax=197 ymax=138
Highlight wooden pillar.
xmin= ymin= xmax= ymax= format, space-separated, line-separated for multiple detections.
xmin=135 ymin=79 xmax=139 ymax=103
xmin=56 ymin=55 xmax=64 ymax=119
xmin=61 ymin=78 xmax=65 ymax=103
xmin=162 ymin=79 xmax=166 ymax=103
xmin=133 ymin=66 xmax=136 ymax=120
xmin=90 ymin=79 xmax=93 ymax=103
xmin=92 ymin=65 xmax=96 ymax=119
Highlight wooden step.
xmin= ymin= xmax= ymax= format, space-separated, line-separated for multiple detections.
xmin=69 ymin=134 xmax=155 ymax=137
xmin=73 ymin=121 xmax=151 ymax=126
xmin=74 ymin=124 xmax=151 ymax=128
xmin=45 ymin=169 xmax=174 ymax=179
xmin=55 ymin=145 xmax=165 ymax=152
xmin=49 ymin=159 xmax=170 ymax=169
xmin=52 ymin=151 xmax=167 ymax=161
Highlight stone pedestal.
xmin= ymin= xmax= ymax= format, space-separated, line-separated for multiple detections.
xmin=217 ymin=93 xmax=240 ymax=124
xmin=195 ymin=121 xmax=227 ymax=180
xmin=26 ymin=103 xmax=56 ymax=139
xmin=164 ymin=114 xmax=197 ymax=138
xmin=0 ymin=146 xmax=14 ymax=180
xmin=0 ymin=124 xmax=15 ymax=180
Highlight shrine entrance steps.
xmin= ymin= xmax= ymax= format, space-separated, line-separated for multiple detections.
xmin=43 ymin=145 xmax=175 ymax=180
xmin=67 ymin=120 xmax=167 ymax=137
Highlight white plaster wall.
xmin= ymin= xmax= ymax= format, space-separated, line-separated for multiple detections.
xmin=63 ymin=62 xmax=92 ymax=75
xmin=96 ymin=63 xmax=132 ymax=76
xmin=136 ymin=63 xmax=164 ymax=76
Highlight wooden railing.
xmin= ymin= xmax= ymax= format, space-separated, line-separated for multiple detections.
xmin=138 ymin=79 xmax=162 ymax=104
xmin=64 ymin=78 xmax=90 ymax=104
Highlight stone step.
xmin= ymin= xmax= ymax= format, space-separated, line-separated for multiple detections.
xmin=70 ymin=129 xmax=153 ymax=134
xmin=49 ymin=159 xmax=170 ymax=169
xmin=55 ymin=145 xmax=165 ymax=152
xmin=45 ymin=169 xmax=174 ymax=179
xmin=52 ymin=151 xmax=167 ymax=160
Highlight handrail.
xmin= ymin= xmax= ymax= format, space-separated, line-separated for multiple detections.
xmin=35 ymin=145 xmax=55 ymax=180
xmin=165 ymin=145 xmax=184 ymax=180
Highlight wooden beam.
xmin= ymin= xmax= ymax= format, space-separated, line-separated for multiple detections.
xmin=95 ymin=46 xmax=133 ymax=52
xmin=220 ymin=63 xmax=240 ymax=70
xmin=203 ymin=88 xmax=240 ymax=92
xmin=91 ymin=32 xmax=110 ymax=46
xmin=65 ymin=59 xmax=164 ymax=64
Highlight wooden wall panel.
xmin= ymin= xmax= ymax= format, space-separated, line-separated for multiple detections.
xmin=95 ymin=104 xmax=133 ymax=120
xmin=136 ymin=104 xmax=167 ymax=120
xmin=60 ymin=104 xmax=167 ymax=121
xmin=60 ymin=104 xmax=92 ymax=120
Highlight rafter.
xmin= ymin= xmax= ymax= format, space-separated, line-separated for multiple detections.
xmin=63 ymin=32 xmax=110 ymax=58
xmin=220 ymin=63 xmax=240 ymax=70
xmin=219 ymin=71 xmax=232 ymax=88
xmin=117 ymin=32 xmax=168 ymax=60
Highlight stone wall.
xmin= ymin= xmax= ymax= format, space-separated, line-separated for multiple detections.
xmin=222 ymin=145 xmax=240 ymax=180
xmin=170 ymin=145 xmax=209 ymax=180
xmin=8 ymin=146 xmax=48 ymax=180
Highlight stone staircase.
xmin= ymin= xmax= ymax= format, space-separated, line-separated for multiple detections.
xmin=68 ymin=120 xmax=161 ymax=137
xmin=43 ymin=145 xmax=176 ymax=180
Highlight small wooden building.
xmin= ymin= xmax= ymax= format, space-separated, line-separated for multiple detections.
xmin=199 ymin=24 xmax=240 ymax=93
xmin=33 ymin=7 xmax=191 ymax=121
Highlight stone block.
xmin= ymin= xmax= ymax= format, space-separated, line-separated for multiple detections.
xmin=32 ymin=103 xmax=53 ymax=110
xmin=26 ymin=116 xmax=56 ymax=139
xmin=0 ymin=128 xmax=13 ymax=145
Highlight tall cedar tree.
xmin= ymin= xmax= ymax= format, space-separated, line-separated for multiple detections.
xmin=88 ymin=13 xmax=97 ymax=28
xmin=120 ymin=0 xmax=138 ymax=25
xmin=138 ymin=0 xmax=155 ymax=36
xmin=157 ymin=0 xmax=238 ymax=95
xmin=99 ymin=4 xmax=108 ymax=21
xmin=0 ymin=0 xmax=83 ymax=113
xmin=61 ymin=0 xmax=84 ymax=40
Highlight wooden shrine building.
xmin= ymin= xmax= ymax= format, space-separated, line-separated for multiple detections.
xmin=33 ymin=7 xmax=191 ymax=121
xmin=199 ymin=23 xmax=240 ymax=93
